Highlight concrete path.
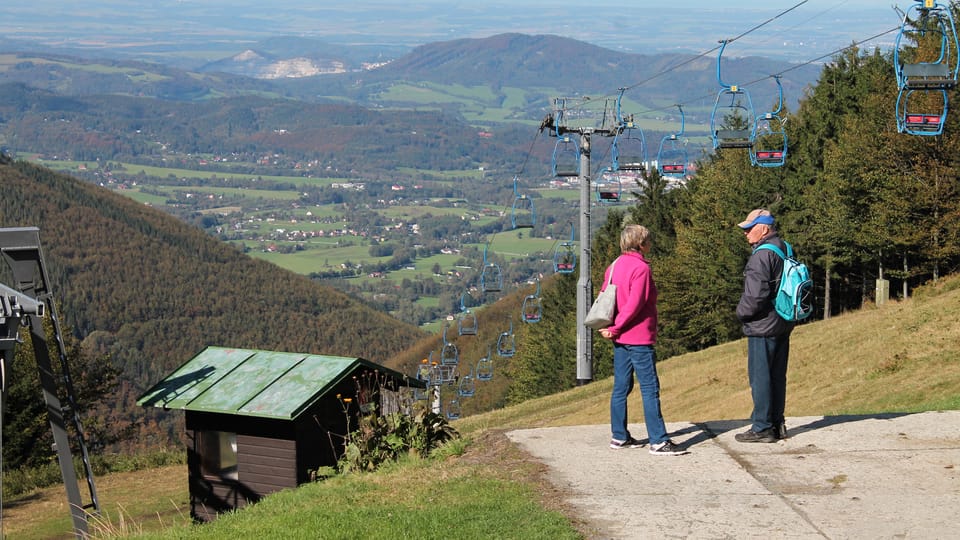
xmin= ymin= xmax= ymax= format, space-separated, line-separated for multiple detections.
xmin=506 ymin=411 xmax=960 ymax=539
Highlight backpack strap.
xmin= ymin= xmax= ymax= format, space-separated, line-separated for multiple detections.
xmin=753 ymin=241 xmax=792 ymax=259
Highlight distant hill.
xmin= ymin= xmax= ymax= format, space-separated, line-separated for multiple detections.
xmin=269 ymin=33 xmax=821 ymax=111
xmin=0 ymin=154 xmax=427 ymax=440
xmin=0 ymin=33 xmax=822 ymax=113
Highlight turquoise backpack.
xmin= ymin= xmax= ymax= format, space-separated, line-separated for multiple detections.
xmin=754 ymin=241 xmax=813 ymax=322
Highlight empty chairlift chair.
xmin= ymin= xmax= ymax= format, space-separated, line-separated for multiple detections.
xmin=521 ymin=279 xmax=543 ymax=323
xmin=657 ymin=104 xmax=688 ymax=181
xmin=750 ymin=76 xmax=788 ymax=168
xmin=440 ymin=323 xmax=459 ymax=366
xmin=479 ymin=244 xmax=502 ymax=293
xmin=496 ymin=320 xmax=516 ymax=358
xmin=457 ymin=292 xmax=478 ymax=336
xmin=552 ymin=135 xmax=581 ymax=177
xmin=594 ymin=167 xmax=623 ymax=204
xmin=711 ymin=40 xmax=756 ymax=150
xmin=612 ymin=88 xmax=648 ymax=173
xmin=476 ymin=348 xmax=495 ymax=381
xmin=457 ymin=370 xmax=476 ymax=398
xmin=510 ymin=175 xmax=536 ymax=229
xmin=894 ymin=0 xmax=960 ymax=135
xmin=445 ymin=398 xmax=461 ymax=420
xmin=553 ymin=224 xmax=577 ymax=274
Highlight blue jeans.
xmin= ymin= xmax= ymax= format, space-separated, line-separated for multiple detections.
xmin=610 ymin=344 xmax=669 ymax=444
xmin=747 ymin=335 xmax=790 ymax=432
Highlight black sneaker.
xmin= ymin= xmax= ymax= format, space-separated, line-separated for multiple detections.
xmin=777 ymin=422 xmax=788 ymax=440
xmin=735 ymin=428 xmax=778 ymax=443
xmin=610 ymin=437 xmax=645 ymax=449
xmin=649 ymin=440 xmax=688 ymax=455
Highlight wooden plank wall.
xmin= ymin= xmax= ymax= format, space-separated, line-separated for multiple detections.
xmin=237 ymin=434 xmax=297 ymax=492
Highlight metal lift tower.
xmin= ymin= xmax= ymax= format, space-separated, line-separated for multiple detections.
xmin=0 ymin=227 xmax=99 ymax=538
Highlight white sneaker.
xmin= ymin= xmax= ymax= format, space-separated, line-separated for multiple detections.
xmin=649 ymin=440 xmax=688 ymax=455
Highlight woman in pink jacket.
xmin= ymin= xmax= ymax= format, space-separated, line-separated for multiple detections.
xmin=599 ymin=225 xmax=687 ymax=455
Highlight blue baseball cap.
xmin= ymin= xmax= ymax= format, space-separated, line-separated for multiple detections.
xmin=737 ymin=209 xmax=775 ymax=229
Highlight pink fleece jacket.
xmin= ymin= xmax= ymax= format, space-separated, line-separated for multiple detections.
xmin=600 ymin=251 xmax=657 ymax=345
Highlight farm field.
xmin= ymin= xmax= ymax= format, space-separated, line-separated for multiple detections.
xmin=25 ymin=155 xmax=596 ymax=327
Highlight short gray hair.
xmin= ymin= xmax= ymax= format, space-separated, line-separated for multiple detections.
xmin=620 ymin=224 xmax=651 ymax=252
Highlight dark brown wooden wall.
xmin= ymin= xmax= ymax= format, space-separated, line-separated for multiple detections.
xmin=237 ymin=434 xmax=297 ymax=492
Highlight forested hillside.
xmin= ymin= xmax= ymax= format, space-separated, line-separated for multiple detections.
xmin=0 ymin=154 xmax=426 ymax=451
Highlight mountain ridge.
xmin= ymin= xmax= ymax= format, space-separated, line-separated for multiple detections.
xmin=0 ymin=32 xmax=822 ymax=111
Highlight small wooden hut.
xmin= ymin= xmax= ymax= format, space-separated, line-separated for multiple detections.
xmin=137 ymin=346 xmax=422 ymax=522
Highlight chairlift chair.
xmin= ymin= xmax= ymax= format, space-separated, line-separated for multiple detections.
xmin=413 ymin=358 xmax=432 ymax=399
xmin=897 ymin=88 xmax=949 ymax=135
xmin=657 ymin=105 xmax=687 ymax=179
xmin=476 ymin=348 xmax=495 ymax=381
xmin=594 ymin=167 xmax=623 ymax=204
xmin=479 ymin=244 xmax=502 ymax=292
xmin=711 ymin=40 xmax=756 ymax=150
xmin=552 ymin=135 xmax=581 ymax=177
xmin=894 ymin=0 xmax=960 ymax=91
xmin=612 ymin=88 xmax=647 ymax=172
xmin=432 ymin=363 xmax=457 ymax=386
xmin=894 ymin=1 xmax=959 ymax=135
xmin=457 ymin=371 xmax=476 ymax=397
xmin=510 ymin=175 xmax=536 ymax=229
xmin=552 ymin=224 xmax=577 ymax=274
xmin=440 ymin=323 xmax=460 ymax=366
xmin=457 ymin=292 xmax=478 ymax=336
xmin=521 ymin=279 xmax=543 ymax=323
xmin=496 ymin=320 xmax=516 ymax=357
xmin=445 ymin=398 xmax=462 ymax=420
xmin=750 ymin=77 xmax=788 ymax=168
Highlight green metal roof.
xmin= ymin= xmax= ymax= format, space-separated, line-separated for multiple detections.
xmin=137 ymin=346 xmax=418 ymax=420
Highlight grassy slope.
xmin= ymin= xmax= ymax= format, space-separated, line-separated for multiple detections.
xmin=8 ymin=276 xmax=960 ymax=539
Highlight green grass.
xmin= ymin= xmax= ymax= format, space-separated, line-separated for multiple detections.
xmin=130 ymin=458 xmax=577 ymax=540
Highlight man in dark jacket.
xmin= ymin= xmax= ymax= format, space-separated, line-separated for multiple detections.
xmin=735 ymin=209 xmax=794 ymax=443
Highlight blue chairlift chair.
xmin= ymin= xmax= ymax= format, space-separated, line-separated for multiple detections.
xmin=477 ymin=348 xmax=494 ymax=381
xmin=895 ymin=0 xmax=960 ymax=91
xmin=510 ymin=175 xmax=536 ymax=229
xmin=612 ymin=88 xmax=647 ymax=173
xmin=894 ymin=1 xmax=959 ymax=135
xmin=552 ymin=134 xmax=581 ymax=177
xmin=553 ymin=224 xmax=576 ymax=274
xmin=479 ymin=243 xmax=502 ymax=293
xmin=657 ymin=104 xmax=687 ymax=179
xmin=711 ymin=40 xmax=756 ymax=150
xmin=445 ymin=398 xmax=461 ymax=420
xmin=521 ymin=279 xmax=543 ymax=323
xmin=496 ymin=320 xmax=516 ymax=358
xmin=457 ymin=292 xmax=478 ymax=336
xmin=457 ymin=370 xmax=476 ymax=398
xmin=440 ymin=323 xmax=459 ymax=366
xmin=594 ymin=167 xmax=623 ymax=204
xmin=750 ymin=77 xmax=788 ymax=168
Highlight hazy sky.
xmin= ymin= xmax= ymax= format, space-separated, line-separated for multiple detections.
xmin=0 ymin=0 xmax=913 ymax=62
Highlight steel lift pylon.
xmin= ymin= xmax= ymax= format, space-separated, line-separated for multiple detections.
xmin=0 ymin=227 xmax=99 ymax=538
